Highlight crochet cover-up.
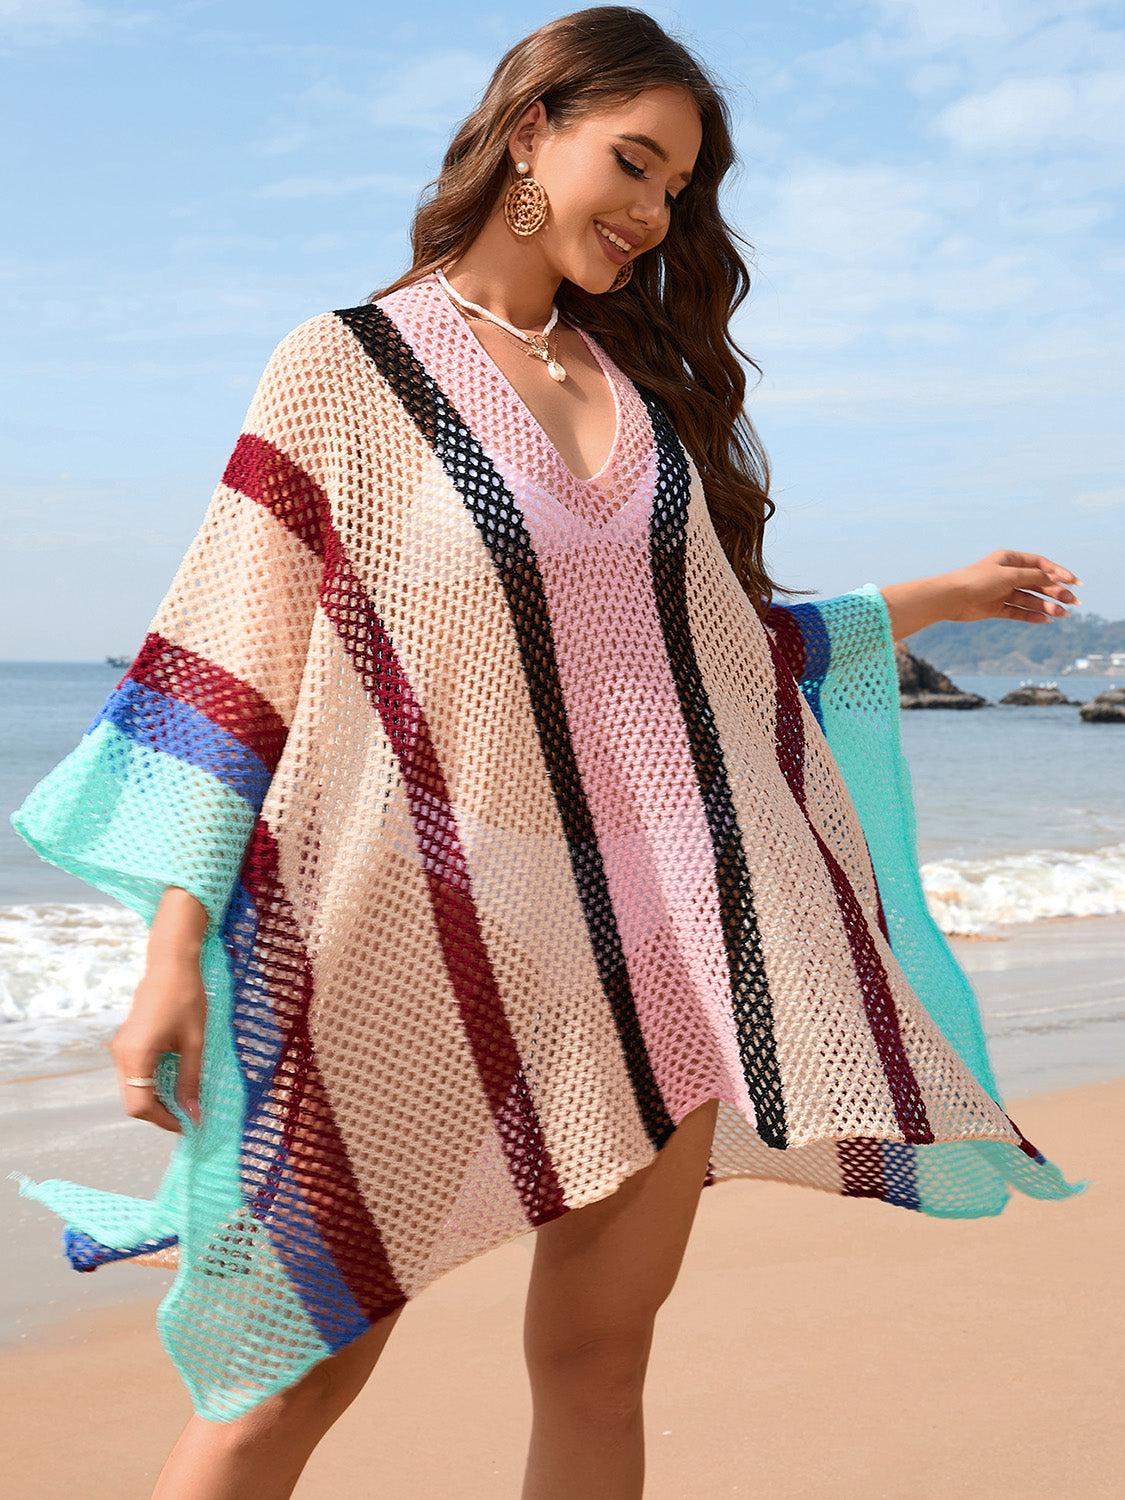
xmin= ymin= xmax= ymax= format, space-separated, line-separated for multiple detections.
xmin=9 ymin=271 xmax=1088 ymax=1421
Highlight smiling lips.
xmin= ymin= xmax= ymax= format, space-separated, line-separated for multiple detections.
xmin=594 ymin=220 xmax=634 ymax=264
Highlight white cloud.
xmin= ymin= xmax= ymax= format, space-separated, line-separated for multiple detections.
xmin=250 ymin=51 xmax=496 ymax=145
xmin=246 ymin=50 xmax=497 ymax=167
xmin=867 ymin=0 xmax=1118 ymax=57
xmin=0 ymin=0 xmax=154 ymax=47
xmin=787 ymin=2 xmax=1124 ymax=98
xmin=759 ymin=161 xmax=958 ymax=261
xmin=936 ymin=70 xmax=1125 ymax=151
xmin=366 ymin=50 xmax=495 ymax=131
xmin=870 ymin=0 xmax=1058 ymax=50
xmin=745 ymin=157 xmax=1053 ymax=350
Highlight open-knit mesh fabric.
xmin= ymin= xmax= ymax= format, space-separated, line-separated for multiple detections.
xmin=9 ymin=271 xmax=1088 ymax=1422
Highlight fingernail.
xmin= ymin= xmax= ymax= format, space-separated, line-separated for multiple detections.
xmin=186 ymin=1100 xmax=201 ymax=1123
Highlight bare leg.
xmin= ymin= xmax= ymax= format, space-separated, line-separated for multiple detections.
xmin=520 ymin=1097 xmax=719 ymax=1500
xmin=150 ymin=1303 xmax=405 ymax=1500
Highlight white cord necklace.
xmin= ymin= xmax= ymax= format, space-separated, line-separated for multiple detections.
xmin=434 ymin=266 xmax=568 ymax=382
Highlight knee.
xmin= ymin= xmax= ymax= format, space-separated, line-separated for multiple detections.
xmin=203 ymin=1360 xmax=348 ymax=1451
xmin=220 ymin=1304 xmax=403 ymax=1445
xmin=525 ymin=1324 xmax=653 ymax=1422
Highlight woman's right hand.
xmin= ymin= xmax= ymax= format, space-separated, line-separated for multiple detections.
xmin=110 ymin=951 xmax=207 ymax=1134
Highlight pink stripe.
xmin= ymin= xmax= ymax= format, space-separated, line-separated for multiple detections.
xmin=381 ymin=280 xmax=754 ymax=1125
xmin=528 ymin=501 xmax=757 ymax=1125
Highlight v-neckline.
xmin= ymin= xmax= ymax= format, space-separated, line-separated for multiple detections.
xmin=425 ymin=272 xmax=625 ymax=493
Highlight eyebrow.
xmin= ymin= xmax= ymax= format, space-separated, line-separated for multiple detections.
xmin=615 ymin=132 xmax=693 ymax=185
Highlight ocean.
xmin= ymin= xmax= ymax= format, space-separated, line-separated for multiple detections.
xmin=1 ymin=661 xmax=1123 ymax=1085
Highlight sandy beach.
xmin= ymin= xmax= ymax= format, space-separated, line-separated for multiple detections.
xmin=0 ymin=1077 xmax=1117 ymax=1497
xmin=2 ymin=1028 xmax=1120 ymax=1495
xmin=2 ymin=913 xmax=1121 ymax=1497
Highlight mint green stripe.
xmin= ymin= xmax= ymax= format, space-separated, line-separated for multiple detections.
xmin=9 ymin=716 xmax=334 ymax=1416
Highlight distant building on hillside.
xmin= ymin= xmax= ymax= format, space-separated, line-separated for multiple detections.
xmin=1068 ymin=651 xmax=1125 ymax=673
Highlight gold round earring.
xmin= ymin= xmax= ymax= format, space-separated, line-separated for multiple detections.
xmin=503 ymin=159 xmax=549 ymax=236
xmin=608 ymin=258 xmax=634 ymax=292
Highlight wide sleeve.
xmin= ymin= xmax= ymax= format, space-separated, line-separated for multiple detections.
xmin=763 ymin=582 xmax=897 ymax=722
xmin=9 ymin=317 xmax=331 ymax=938
xmin=763 ymin=583 xmax=1002 ymax=1099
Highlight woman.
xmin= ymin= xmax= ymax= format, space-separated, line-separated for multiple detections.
xmin=9 ymin=8 xmax=1088 ymax=1498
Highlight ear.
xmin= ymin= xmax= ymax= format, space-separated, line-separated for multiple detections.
xmin=507 ymin=98 xmax=547 ymax=165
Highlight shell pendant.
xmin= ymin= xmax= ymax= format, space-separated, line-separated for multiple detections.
xmin=526 ymin=332 xmax=567 ymax=381
xmin=530 ymin=343 xmax=567 ymax=381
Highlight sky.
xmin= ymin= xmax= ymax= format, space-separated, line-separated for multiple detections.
xmin=2 ymin=0 xmax=1123 ymax=659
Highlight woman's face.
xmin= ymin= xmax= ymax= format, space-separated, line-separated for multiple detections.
xmin=508 ymin=86 xmax=703 ymax=292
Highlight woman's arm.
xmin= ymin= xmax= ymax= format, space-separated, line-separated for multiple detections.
xmin=150 ymin=885 xmax=209 ymax=960
xmin=879 ymin=549 xmax=1082 ymax=642
xmin=112 ymin=886 xmax=209 ymax=1135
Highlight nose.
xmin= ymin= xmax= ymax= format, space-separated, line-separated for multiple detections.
xmin=633 ymin=193 xmax=668 ymax=232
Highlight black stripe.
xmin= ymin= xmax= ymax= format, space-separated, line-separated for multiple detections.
xmin=333 ymin=302 xmax=677 ymax=1154
xmin=636 ymin=386 xmax=790 ymax=1149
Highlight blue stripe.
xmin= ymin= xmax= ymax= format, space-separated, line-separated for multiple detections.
xmin=63 ymin=1225 xmax=179 ymax=1272
xmin=786 ymin=601 xmax=832 ymax=729
xmin=879 ymin=1140 xmax=923 ymax=1211
xmin=88 ymin=678 xmax=273 ymax=809
xmin=223 ymin=878 xmax=370 ymax=1350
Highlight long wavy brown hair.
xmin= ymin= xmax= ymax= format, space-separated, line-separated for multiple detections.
xmin=368 ymin=6 xmax=807 ymax=616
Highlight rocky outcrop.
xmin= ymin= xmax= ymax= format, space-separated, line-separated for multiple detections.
xmin=1079 ymin=686 xmax=1125 ymax=723
xmin=999 ymin=683 xmax=1081 ymax=706
xmin=895 ymin=641 xmax=988 ymax=710
xmin=893 ymin=642 xmax=1121 ymax=717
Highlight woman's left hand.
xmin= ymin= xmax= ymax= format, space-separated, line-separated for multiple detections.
xmin=880 ymin=550 xmax=1083 ymax=640
xmin=943 ymin=549 xmax=1082 ymax=623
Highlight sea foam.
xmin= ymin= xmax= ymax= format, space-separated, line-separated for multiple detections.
xmin=921 ymin=841 xmax=1125 ymax=935
xmin=3 ymin=844 xmax=1125 ymax=1072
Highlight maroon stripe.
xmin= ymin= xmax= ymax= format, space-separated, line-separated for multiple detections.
xmin=222 ymin=431 xmax=328 ymax=555
xmin=238 ymin=818 xmax=408 ymax=1322
xmin=837 ymin=1138 xmax=888 ymax=1198
xmin=214 ymin=438 xmax=406 ymax=1322
xmin=767 ymin=607 xmax=892 ymax=934
xmin=127 ymin=632 xmax=291 ymax=771
xmin=123 ymin=431 xmax=330 ymax=769
xmin=764 ymin=603 xmax=808 ymax=681
xmin=1000 ymin=1109 xmax=1047 ymax=1162
xmin=765 ymin=631 xmax=935 ymax=1146
xmin=318 ymin=526 xmax=568 ymax=1224
xmin=862 ymin=833 xmax=892 ymax=944
xmin=774 ymin=600 xmax=912 ymax=1194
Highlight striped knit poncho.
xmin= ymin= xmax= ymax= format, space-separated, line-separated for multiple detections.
xmin=9 ymin=271 xmax=1088 ymax=1421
